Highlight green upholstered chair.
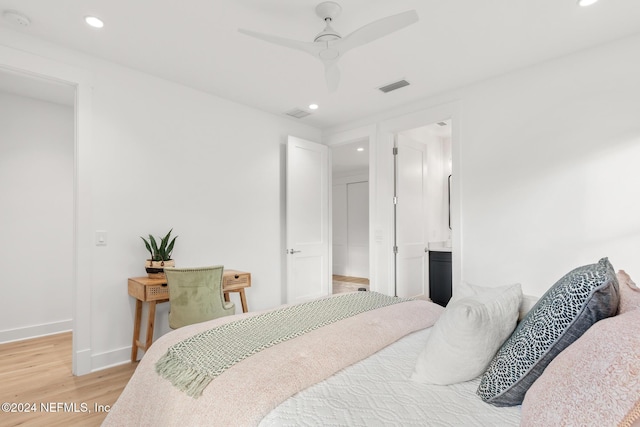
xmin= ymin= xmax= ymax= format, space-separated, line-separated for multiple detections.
xmin=164 ymin=265 xmax=235 ymax=329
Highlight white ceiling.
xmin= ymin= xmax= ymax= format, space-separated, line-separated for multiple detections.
xmin=1 ymin=0 xmax=639 ymax=129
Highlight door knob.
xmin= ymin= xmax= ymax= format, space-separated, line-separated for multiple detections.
xmin=287 ymin=249 xmax=302 ymax=254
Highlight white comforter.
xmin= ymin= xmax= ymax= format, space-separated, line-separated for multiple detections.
xmin=261 ymin=328 xmax=521 ymax=427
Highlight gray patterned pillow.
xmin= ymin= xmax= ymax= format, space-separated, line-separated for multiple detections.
xmin=477 ymin=257 xmax=619 ymax=406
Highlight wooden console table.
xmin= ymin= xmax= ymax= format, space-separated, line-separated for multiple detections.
xmin=128 ymin=269 xmax=251 ymax=362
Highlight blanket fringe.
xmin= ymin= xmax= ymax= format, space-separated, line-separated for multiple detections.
xmin=156 ymin=352 xmax=211 ymax=398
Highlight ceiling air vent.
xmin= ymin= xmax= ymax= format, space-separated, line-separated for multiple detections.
xmin=378 ymin=79 xmax=410 ymax=93
xmin=437 ymin=121 xmax=448 ymax=127
xmin=285 ymin=108 xmax=311 ymax=119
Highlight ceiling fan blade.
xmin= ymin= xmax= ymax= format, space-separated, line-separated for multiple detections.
xmin=238 ymin=28 xmax=323 ymax=57
xmin=324 ymin=60 xmax=340 ymax=92
xmin=338 ymin=10 xmax=419 ymax=54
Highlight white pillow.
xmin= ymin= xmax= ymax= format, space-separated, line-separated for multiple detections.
xmin=411 ymin=281 xmax=522 ymax=385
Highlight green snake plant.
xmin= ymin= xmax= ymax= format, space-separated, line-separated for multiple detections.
xmin=141 ymin=229 xmax=177 ymax=261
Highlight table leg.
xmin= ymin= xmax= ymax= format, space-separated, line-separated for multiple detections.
xmin=145 ymin=301 xmax=157 ymax=354
xmin=131 ymin=299 xmax=142 ymax=362
xmin=239 ymin=289 xmax=248 ymax=313
xmin=224 ymin=292 xmax=230 ymax=303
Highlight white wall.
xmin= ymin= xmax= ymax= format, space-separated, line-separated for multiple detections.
xmin=0 ymin=92 xmax=74 ymax=342
xmin=427 ymin=136 xmax=452 ymax=245
xmin=0 ymin=28 xmax=321 ymax=370
xmin=326 ymin=32 xmax=640 ymax=298
xmin=89 ymin=65 xmax=320 ymax=367
xmin=459 ymin=33 xmax=640 ymax=294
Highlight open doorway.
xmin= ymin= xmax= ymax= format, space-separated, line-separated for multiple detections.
xmin=331 ymin=139 xmax=370 ymax=293
xmin=0 ymin=70 xmax=75 ymax=365
xmin=1 ymin=45 xmax=94 ymax=375
xmin=394 ymin=120 xmax=452 ymax=300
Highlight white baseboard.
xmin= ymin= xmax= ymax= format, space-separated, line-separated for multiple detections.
xmin=75 ymin=348 xmax=92 ymax=376
xmin=0 ymin=319 xmax=72 ymax=344
xmin=91 ymin=346 xmax=132 ymax=372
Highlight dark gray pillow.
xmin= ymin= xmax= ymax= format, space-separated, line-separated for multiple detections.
xmin=477 ymin=257 xmax=619 ymax=406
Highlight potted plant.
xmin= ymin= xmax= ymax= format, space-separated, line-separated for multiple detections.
xmin=141 ymin=229 xmax=178 ymax=278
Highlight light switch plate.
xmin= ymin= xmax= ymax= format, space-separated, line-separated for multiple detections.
xmin=95 ymin=230 xmax=108 ymax=246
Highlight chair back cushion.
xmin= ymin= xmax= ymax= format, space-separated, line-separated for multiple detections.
xmin=165 ymin=265 xmax=227 ymax=329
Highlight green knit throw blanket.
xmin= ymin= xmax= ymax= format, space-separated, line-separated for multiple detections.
xmin=156 ymin=291 xmax=410 ymax=397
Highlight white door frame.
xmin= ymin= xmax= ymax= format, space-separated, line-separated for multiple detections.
xmin=0 ymin=45 xmax=94 ymax=375
xmin=324 ymin=101 xmax=461 ymax=296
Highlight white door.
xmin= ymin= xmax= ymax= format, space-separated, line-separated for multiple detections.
xmin=332 ymin=183 xmax=348 ymax=276
xmin=395 ymin=135 xmax=428 ymax=298
xmin=347 ymin=181 xmax=369 ymax=278
xmin=286 ymin=136 xmax=330 ymax=304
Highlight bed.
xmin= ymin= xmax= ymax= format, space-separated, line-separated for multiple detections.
xmin=104 ymin=258 xmax=640 ymax=427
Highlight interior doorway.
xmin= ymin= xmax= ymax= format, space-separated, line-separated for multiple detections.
xmin=1 ymin=44 xmax=94 ymax=375
xmin=331 ymin=139 xmax=370 ymax=293
xmin=393 ymin=120 xmax=452 ymax=299
xmin=0 ymin=69 xmax=75 ymax=366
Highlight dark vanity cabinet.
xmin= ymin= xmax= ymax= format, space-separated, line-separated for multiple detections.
xmin=429 ymin=250 xmax=452 ymax=306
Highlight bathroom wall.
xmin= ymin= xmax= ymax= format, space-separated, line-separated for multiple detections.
xmin=399 ymin=124 xmax=453 ymax=247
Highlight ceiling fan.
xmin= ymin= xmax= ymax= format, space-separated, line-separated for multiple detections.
xmin=238 ymin=2 xmax=419 ymax=92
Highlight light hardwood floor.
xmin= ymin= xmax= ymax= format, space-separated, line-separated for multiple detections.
xmin=0 ymin=332 xmax=136 ymax=426
xmin=332 ymin=275 xmax=370 ymax=285
xmin=332 ymin=275 xmax=370 ymax=293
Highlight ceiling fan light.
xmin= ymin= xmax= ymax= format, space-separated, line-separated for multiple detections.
xmin=309 ymin=104 xmax=319 ymax=110
xmin=577 ymin=0 xmax=599 ymax=6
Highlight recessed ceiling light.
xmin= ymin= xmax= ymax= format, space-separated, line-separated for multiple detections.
xmin=308 ymin=104 xmax=319 ymax=110
xmin=577 ymin=0 xmax=599 ymax=6
xmin=357 ymin=147 xmax=364 ymax=152
xmin=3 ymin=10 xmax=31 ymax=27
xmin=85 ymin=16 xmax=104 ymax=28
